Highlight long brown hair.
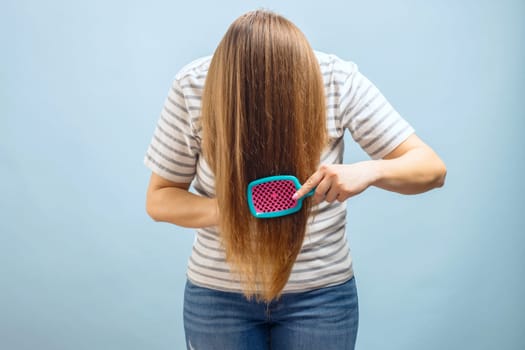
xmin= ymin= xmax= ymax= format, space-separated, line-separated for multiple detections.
xmin=201 ymin=9 xmax=327 ymax=301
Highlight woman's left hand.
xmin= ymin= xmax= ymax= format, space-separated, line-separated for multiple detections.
xmin=292 ymin=161 xmax=380 ymax=204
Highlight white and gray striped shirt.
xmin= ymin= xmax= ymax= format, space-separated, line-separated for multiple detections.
xmin=144 ymin=50 xmax=415 ymax=293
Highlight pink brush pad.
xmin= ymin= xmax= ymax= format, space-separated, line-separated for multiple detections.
xmin=250 ymin=180 xmax=298 ymax=213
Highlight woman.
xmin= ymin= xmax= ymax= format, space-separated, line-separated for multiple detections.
xmin=144 ymin=9 xmax=446 ymax=350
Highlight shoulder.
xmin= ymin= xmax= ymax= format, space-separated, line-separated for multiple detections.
xmin=313 ymin=50 xmax=359 ymax=77
xmin=174 ymin=55 xmax=213 ymax=85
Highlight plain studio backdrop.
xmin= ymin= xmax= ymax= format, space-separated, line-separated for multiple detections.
xmin=1 ymin=0 xmax=524 ymax=349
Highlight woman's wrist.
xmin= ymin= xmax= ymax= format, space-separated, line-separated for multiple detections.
xmin=366 ymin=160 xmax=384 ymax=188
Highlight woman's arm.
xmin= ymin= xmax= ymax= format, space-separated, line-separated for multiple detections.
xmin=293 ymin=134 xmax=447 ymax=203
xmin=145 ymin=173 xmax=219 ymax=228
xmin=372 ymin=134 xmax=446 ymax=194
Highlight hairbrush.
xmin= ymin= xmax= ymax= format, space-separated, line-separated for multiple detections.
xmin=247 ymin=175 xmax=315 ymax=218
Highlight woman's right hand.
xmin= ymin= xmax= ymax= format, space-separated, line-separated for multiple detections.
xmin=292 ymin=162 xmax=380 ymax=204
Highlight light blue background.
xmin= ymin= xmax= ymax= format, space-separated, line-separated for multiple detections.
xmin=1 ymin=0 xmax=524 ymax=349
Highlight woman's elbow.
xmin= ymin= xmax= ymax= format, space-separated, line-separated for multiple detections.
xmin=145 ymin=195 xmax=161 ymax=222
xmin=433 ymin=159 xmax=447 ymax=189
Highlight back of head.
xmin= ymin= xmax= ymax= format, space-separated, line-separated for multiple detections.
xmin=201 ymin=9 xmax=327 ymax=301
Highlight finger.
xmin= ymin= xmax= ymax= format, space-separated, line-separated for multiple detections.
xmin=292 ymin=170 xmax=325 ymax=200
xmin=325 ymin=186 xmax=340 ymax=203
xmin=312 ymin=178 xmax=332 ymax=204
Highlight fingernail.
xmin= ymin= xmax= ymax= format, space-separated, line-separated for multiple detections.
xmin=292 ymin=192 xmax=298 ymax=200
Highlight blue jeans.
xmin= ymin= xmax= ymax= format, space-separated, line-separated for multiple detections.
xmin=183 ymin=276 xmax=359 ymax=349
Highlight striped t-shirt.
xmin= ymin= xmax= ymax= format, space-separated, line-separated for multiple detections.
xmin=144 ymin=50 xmax=415 ymax=294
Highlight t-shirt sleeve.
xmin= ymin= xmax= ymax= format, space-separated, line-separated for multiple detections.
xmin=339 ymin=65 xmax=415 ymax=159
xmin=143 ymin=78 xmax=199 ymax=183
